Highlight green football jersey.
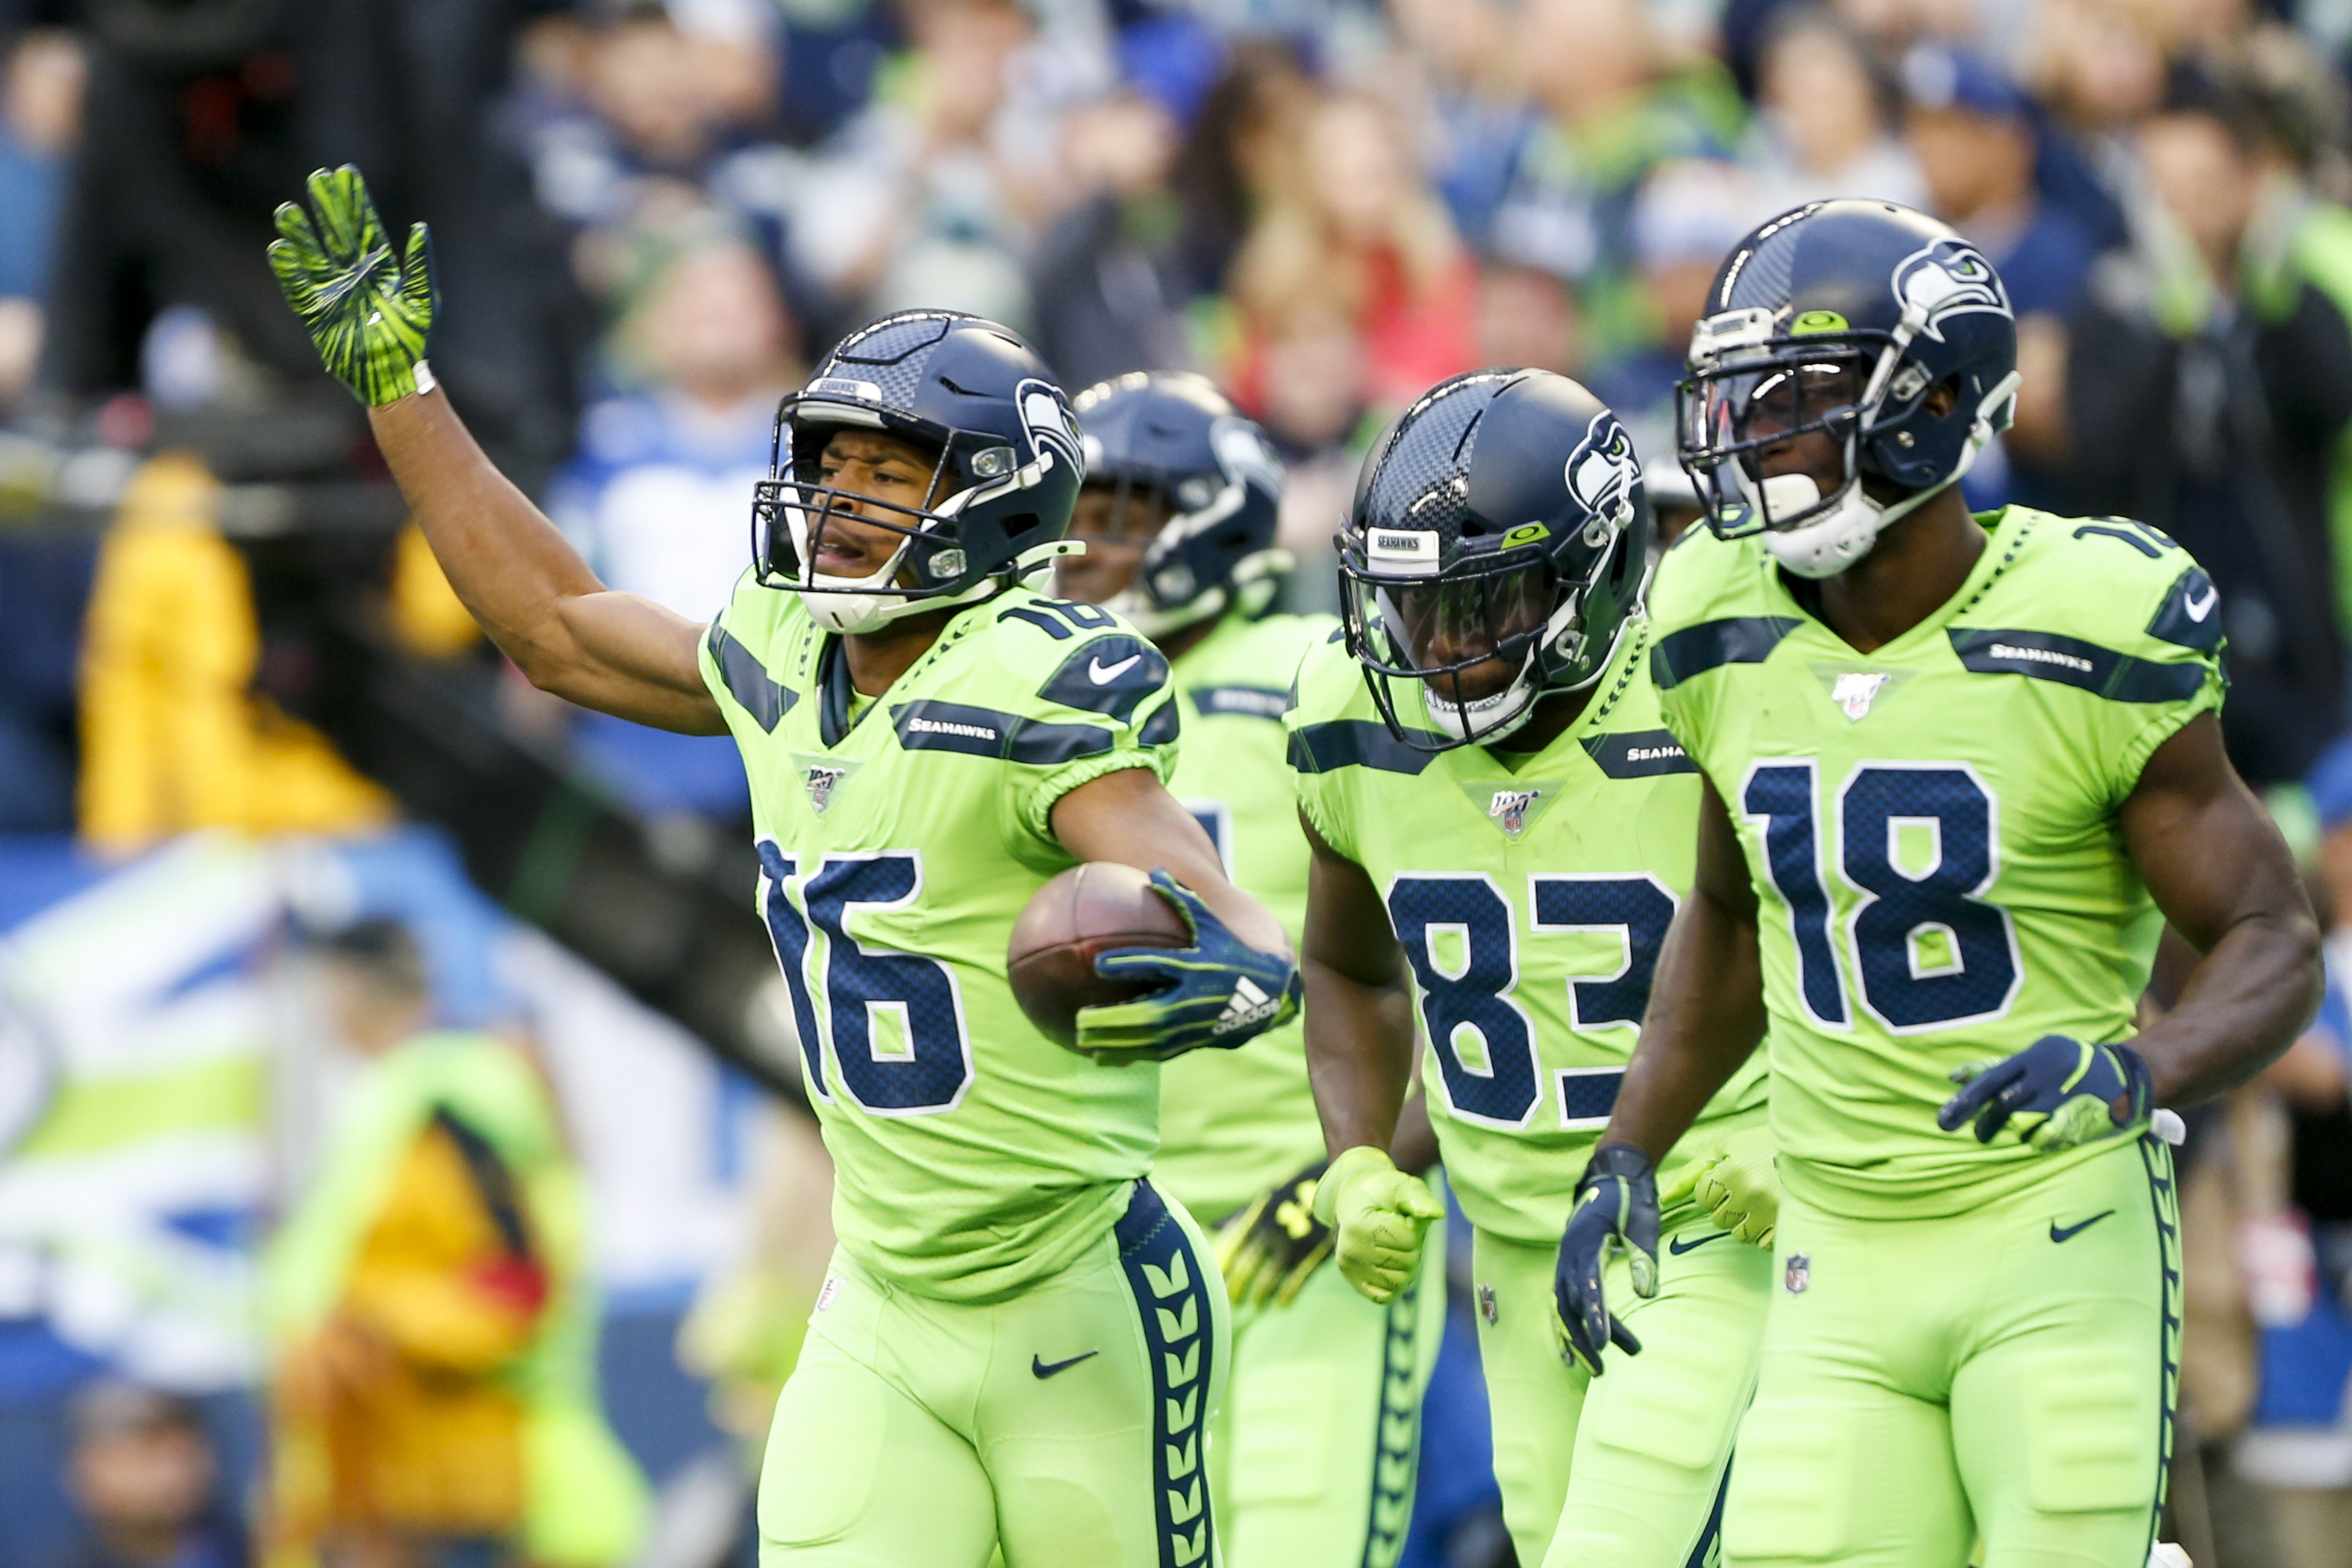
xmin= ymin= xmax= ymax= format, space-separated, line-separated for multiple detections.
xmin=1152 ymin=611 xmax=1335 ymax=1222
xmin=699 ymin=575 xmax=1181 ymax=1302
xmin=1647 ymin=506 xmax=2225 ymax=1220
xmin=1287 ymin=617 xmax=1768 ymax=1246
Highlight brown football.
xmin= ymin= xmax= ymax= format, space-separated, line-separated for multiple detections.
xmin=1008 ymin=863 xmax=1192 ymax=1049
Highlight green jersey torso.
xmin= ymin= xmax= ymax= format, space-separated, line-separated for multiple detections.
xmin=700 ymin=575 xmax=1181 ymax=1302
xmin=1287 ymin=617 xmax=1768 ymax=1246
xmin=1151 ymin=612 xmax=1335 ymax=1223
xmin=1647 ymin=506 xmax=2225 ymax=1219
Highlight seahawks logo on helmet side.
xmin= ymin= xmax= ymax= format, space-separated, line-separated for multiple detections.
xmin=1017 ymin=378 xmax=1085 ymax=481
xmin=1564 ymin=411 xmax=1639 ymax=534
xmin=1891 ymin=238 xmax=2011 ymax=342
xmin=1208 ymin=416 xmax=1282 ymax=499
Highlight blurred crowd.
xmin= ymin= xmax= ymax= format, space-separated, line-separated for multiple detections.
xmin=19 ymin=0 xmax=2352 ymax=1561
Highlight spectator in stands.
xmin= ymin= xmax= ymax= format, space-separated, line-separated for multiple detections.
xmin=547 ymin=229 xmax=787 ymax=819
xmin=1902 ymin=44 xmax=2099 ymax=507
xmin=262 ymin=919 xmax=646 ymax=1568
xmin=1473 ymin=260 xmax=1583 ymax=380
xmin=1027 ymin=90 xmax=1194 ymax=388
xmin=46 ymin=1381 xmax=243 ymax=1568
xmin=1384 ymin=0 xmax=1532 ymax=248
xmin=1744 ymin=8 xmax=1927 ymax=219
xmin=1165 ymin=40 xmax=1317 ymax=302
xmin=2066 ymin=73 xmax=2352 ymax=788
xmin=1226 ymin=90 xmax=1477 ymax=413
xmin=0 ymin=28 xmax=80 ymax=407
xmin=2024 ymin=0 xmax=2171 ymax=252
xmin=1485 ymin=0 xmax=1744 ymax=367
xmin=787 ymin=0 xmax=1064 ymax=330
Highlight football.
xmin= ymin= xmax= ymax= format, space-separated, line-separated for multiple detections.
xmin=1008 ymin=863 xmax=1192 ymax=1049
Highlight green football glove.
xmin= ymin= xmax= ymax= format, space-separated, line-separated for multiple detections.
xmin=1667 ymin=1125 xmax=1779 ymax=1248
xmin=268 ymin=164 xmax=437 ymax=407
xmin=1311 ymin=1145 xmax=1444 ymax=1306
xmin=1214 ymin=1159 xmax=1333 ymax=1308
xmin=1073 ymin=870 xmax=1301 ymax=1062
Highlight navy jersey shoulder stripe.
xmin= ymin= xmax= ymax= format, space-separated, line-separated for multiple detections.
xmin=1946 ymin=629 xmax=2207 ymax=703
xmin=1582 ymin=728 xmax=1700 ymax=778
xmin=890 ymin=700 xmax=1115 ymax=764
xmin=2144 ymin=568 xmax=2224 ymax=655
xmin=1287 ymin=719 xmax=1432 ymax=776
xmin=1139 ymin=699 xmax=1181 ymax=746
xmin=1191 ymin=684 xmax=1291 ymax=721
xmin=1040 ymin=634 xmax=1171 ymax=725
xmin=707 ymin=622 xmax=797 ymax=732
xmin=1651 ymin=616 xmax=1802 ymax=690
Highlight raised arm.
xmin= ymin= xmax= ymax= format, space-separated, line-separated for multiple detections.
xmin=2120 ymin=712 xmax=2323 ymax=1105
xmin=1600 ymin=772 xmax=1771 ymax=1161
xmin=271 ymin=166 xmax=722 ymax=734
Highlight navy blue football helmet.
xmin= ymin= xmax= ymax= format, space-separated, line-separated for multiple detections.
xmin=752 ymin=310 xmax=1085 ymax=631
xmin=1340 ymin=370 xmax=1650 ymax=750
xmin=1068 ymin=372 xmax=1286 ymax=636
xmin=1676 ymin=200 xmax=2021 ymax=577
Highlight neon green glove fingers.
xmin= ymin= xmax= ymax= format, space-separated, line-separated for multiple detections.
xmin=1311 ymin=1145 xmax=1444 ymax=1305
xmin=1213 ymin=1160 xmax=1334 ymax=1308
xmin=1694 ymin=1124 xmax=1780 ymax=1247
xmin=269 ymin=164 xmax=438 ymax=407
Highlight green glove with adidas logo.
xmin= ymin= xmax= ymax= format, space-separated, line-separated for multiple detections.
xmin=269 ymin=164 xmax=437 ymax=407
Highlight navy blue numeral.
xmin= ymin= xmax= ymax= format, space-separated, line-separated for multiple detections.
xmin=1838 ymin=766 xmax=2018 ymax=1031
xmin=1742 ymin=762 xmax=1849 ymax=1026
xmin=754 ymin=845 xmax=973 ymax=1113
xmin=1388 ymin=877 xmax=1539 ymax=1127
xmin=1529 ymin=875 xmax=1678 ymax=1028
xmin=756 ymin=843 xmax=829 ymax=1096
xmin=1183 ymin=799 xmax=1233 ymax=875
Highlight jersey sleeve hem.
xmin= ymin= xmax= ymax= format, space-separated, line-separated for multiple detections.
xmin=2109 ymin=669 xmax=2224 ymax=806
xmin=1022 ymin=749 xmax=1174 ymax=843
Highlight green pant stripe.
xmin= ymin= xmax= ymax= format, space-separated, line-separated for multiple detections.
xmin=1117 ymin=1180 xmax=1220 ymax=1568
xmin=2139 ymin=1134 xmax=2185 ymax=1561
xmin=1360 ymin=1271 xmax=1427 ymax=1568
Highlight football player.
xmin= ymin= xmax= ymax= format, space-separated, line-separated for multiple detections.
xmin=1055 ymin=371 xmax=1445 ymax=1568
xmin=270 ymin=166 xmax=1303 ymax=1567
xmin=1290 ymin=367 xmax=1779 ymax=1568
xmin=1572 ymin=199 xmax=2320 ymax=1567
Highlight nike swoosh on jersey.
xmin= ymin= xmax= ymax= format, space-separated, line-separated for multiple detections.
xmin=2185 ymin=587 xmax=2218 ymax=622
xmin=1032 ymin=1350 xmax=1099 ymax=1378
xmin=2048 ymin=1211 xmax=2115 ymax=1244
xmin=1089 ymin=654 xmax=1143 ymax=684
xmin=1668 ymin=1231 xmax=1729 ymax=1255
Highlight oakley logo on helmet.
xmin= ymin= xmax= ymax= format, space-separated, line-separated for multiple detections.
xmin=1891 ymin=238 xmax=2011 ymax=342
xmin=1564 ymin=413 xmax=1638 ymax=534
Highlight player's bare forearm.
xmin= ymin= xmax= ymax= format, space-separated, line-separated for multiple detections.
xmin=2121 ymin=713 xmax=2323 ymax=1105
xmin=1051 ymin=766 xmax=1291 ymax=956
xmin=367 ymin=392 xmax=723 ymax=733
xmin=1300 ymin=810 xmax=1417 ymax=1157
xmin=1391 ymin=1089 xmax=1438 ymax=1176
xmin=1604 ymin=775 xmax=1768 ymax=1160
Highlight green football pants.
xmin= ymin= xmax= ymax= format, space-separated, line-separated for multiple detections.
xmin=1725 ymin=1135 xmax=2182 ymax=1567
xmin=1208 ymin=1234 xmax=1446 ymax=1568
xmin=1471 ymin=1219 xmax=1773 ymax=1568
xmin=755 ymin=1180 xmax=1231 ymax=1567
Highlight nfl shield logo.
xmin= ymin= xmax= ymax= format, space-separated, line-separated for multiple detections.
xmin=1830 ymin=672 xmax=1891 ymax=721
xmin=1489 ymin=789 xmax=1540 ymax=837
xmin=1477 ymin=1283 xmax=1498 ymax=1325
xmin=1784 ymin=1253 xmax=1811 ymax=1295
xmin=805 ymin=764 xmax=850 ymax=814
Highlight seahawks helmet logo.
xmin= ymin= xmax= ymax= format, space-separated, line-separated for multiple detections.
xmin=1563 ymin=411 xmax=1638 ymax=534
xmin=1017 ymin=379 xmax=1085 ymax=482
xmin=1891 ymin=238 xmax=2011 ymax=342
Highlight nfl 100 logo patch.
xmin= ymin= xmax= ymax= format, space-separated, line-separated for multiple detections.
xmin=1784 ymin=1253 xmax=1811 ymax=1295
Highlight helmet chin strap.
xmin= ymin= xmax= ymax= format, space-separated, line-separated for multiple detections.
xmin=1751 ymin=368 xmax=2020 ymax=581
xmin=1422 ymin=643 xmax=1544 ymax=745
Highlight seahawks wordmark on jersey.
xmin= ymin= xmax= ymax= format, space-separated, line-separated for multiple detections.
xmin=1648 ymin=508 xmax=2224 ymax=1219
xmin=1288 ymin=618 xmax=1767 ymax=1245
xmin=700 ymin=573 xmax=1180 ymax=1301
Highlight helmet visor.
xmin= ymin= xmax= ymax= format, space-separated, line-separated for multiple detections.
xmin=1678 ymin=349 xmax=1877 ymax=537
xmin=1341 ymin=552 xmax=1557 ymax=747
